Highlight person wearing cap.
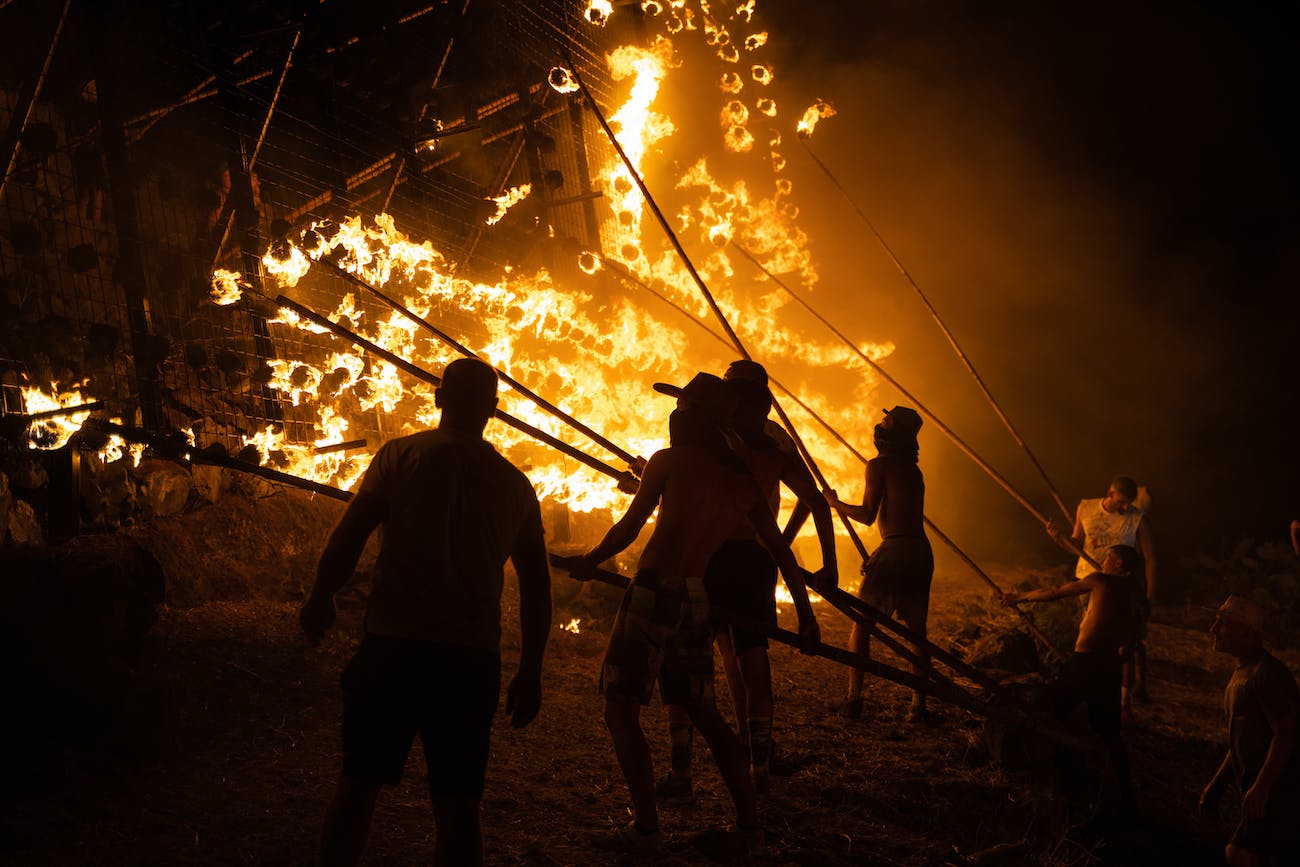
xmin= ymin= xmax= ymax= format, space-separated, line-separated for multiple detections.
xmin=1050 ymin=476 xmax=1157 ymax=716
xmin=1199 ymin=595 xmax=1300 ymax=866
xmin=657 ymin=360 xmax=839 ymax=797
xmin=1001 ymin=544 xmax=1143 ymax=815
xmin=826 ymin=405 xmax=934 ymax=721
xmin=300 ymin=357 xmax=552 ymax=867
xmin=570 ymin=371 xmax=819 ymax=852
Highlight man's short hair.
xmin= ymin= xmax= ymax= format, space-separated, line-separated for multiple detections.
xmin=438 ymin=357 xmax=499 ymax=417
xmin=1110 ymin=476 xmax=1138 ymax=500
xmin=1106 ymin=544 xmax=1142 ymax=576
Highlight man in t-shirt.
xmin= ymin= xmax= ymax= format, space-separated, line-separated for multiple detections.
xmin=1052 ymin=475 xmax=1157 ymax=714
xmin=300 ymin=357 xmax=552 ymax=867
xmin=570 ymin=371 xmax=819 ymax=852
xmin=1199 ymin=595 xmax=1300 ymax=867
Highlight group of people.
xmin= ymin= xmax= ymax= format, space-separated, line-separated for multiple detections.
xmin=297 ymin=356 xmax=1298 ymax=866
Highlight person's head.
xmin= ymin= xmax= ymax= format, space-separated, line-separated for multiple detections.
xmin=1209 ymin=595 xmax=1267 ymax=658
xmin=874 ymin=406 xmax=922 ymax=459
xmin=723 ymin=360 xmax=772 ymax=437
xmin=1101 ymin=544 xmax=1141 ymax=576
xmin=654 ymin=372 xmax=735 ymax=447
xmin=1104 ymin=476 xmax=1139 ymax=514
xmin=435 ymin=357 xmax=499 ymax=431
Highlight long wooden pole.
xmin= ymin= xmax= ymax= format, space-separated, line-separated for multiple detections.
xmin=795 ymin=140 xmax=1073 ymax=523
xmin=0 ymin=0 xmax=72 ymax=201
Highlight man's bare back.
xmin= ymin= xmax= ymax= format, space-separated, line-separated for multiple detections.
xmin=1075 ymin=571 xmax=1142 ymax=653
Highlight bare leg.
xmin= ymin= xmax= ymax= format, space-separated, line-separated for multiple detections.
xmin=320 ymin=775 xmax=381 ymax=867
xmin=604 ymin=696 xmax=658 ymax=832
xmin=1133 ymin=642 xmax=1150 ymax=702
xmin=900 ymin=607 xmax=930 ymax=720
xmin=842 ymin=622 xmax=868 ymax=717
xmin=432 ymin=798 xmax=483 ymax=866
xmin=662 ymin=702 xmax=694 ymax=790
xmin=716 ymin=630 xmax=748 ymax=735
xmin=687 ymin=697 xmax=759 ymax=829
xmin=736 ymin=646 xmax=774 ymax=777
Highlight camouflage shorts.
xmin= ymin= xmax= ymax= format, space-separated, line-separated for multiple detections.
xmin=600 ymin=569 xmax=714 ymax=707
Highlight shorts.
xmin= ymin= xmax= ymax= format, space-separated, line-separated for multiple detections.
xmin=704 ymin=538 xmax=778 ymax=653
xmin=341 ymin=634 xmax=500 ymax=798
xmin=858 ymin=535 xmax=934 ymax=629
xmin=1051 ymin=651 xmax=1122 ymax=738
xmin=600 ymin=569 xmax=714 ymax=707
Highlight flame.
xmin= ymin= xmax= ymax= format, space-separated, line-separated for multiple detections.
xmin=485 ymin=184 xmax=532 ymax=226
xmin=585 ymin=0 xmax=613 ymax=25
xmin=561 ymin=618 xmax=582 ymax=634
xmin=210 ymin=269 xmax=246 ymax=305
xmin=202 ymin=2 xmax=898 ymax=547
xmin=19 ymin=383 xmax=92 ymax=449
xmin=796 ymin=98 xmax=837 ymax=139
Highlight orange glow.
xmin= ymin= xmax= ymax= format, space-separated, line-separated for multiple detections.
xmin=485 ymin=184 xmax=533 ymax=226
xmin=796 ymin=98 xmax=837 ymax=138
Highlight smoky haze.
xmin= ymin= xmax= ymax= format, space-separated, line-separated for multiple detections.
xmin=755 ymin=1 xmax=1299 ymax=592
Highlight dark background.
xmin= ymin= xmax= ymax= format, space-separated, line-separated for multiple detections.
xmin=754 ymin=0 xmax=1298 ymax=587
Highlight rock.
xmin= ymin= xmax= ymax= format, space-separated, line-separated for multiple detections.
xmin=191 ymin=463 xmax=226 ymax=504
xmin=966 ymin=629 xmax=1041 ymax=674
xmin=8 ymin=497 xmax=42 ymax=544
xmin=135 ymin=458 xmax=193 ymax=517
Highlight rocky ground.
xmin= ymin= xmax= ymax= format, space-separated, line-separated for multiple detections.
xmin=0 ymin=487 xmax=1285 ymax=866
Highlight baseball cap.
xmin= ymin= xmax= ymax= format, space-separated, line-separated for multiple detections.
xmin=1213 ymin=595 xmax=1267 ymax=635
xmin=653 ymin=372 xmax=735 ymax=427
xmin=885 ymin=405 xmax=923 ymax=436
xmin=724 ymin=359 xmax=769 ymax=385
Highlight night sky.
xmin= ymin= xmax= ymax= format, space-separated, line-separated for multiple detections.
xmin=752 ymin=0 xmax=1298 ymax=579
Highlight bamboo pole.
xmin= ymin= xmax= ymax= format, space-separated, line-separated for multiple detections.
xmin=271 ymin=294 xmax=633 ymax=485
xmin=729 ymin=242 xmax=1098 ymax=572
xmin=795 ymin=140 xmax=1074 ymax=523
xmin=569 ymin=62 xmax=872 ymax=565
xmin=314 ymin=259 xmax=642 ymax=470
xmin=0 ymin=0 xmax=72 ymax=201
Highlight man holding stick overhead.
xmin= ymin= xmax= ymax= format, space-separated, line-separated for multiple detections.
xmin=826 ymin=405 xmax=934 ymax=722
xmin=300 ymin=358 xmax=552 ymax=867
xmin=570 ymin=372 xmax=819 ymax=852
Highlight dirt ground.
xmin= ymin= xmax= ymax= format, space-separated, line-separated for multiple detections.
xmin=1 ymin=545 xmax=1285 ymax=866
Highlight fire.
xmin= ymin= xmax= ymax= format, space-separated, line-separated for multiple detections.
xmin=210 ymin=269 xmax=246 ymax=305
xmin=19 ymin=383 xmax=93 ymax=450
xmin=203 ymin=1 xmax=897 ymax=549
xmin=561 ymin=618 xmax=582 ymax=634
xmin=584 ymin=0 xmax=613 ymax=25
xmin=485 ymin=184 xmax=532 ymax=226
xmin=796 ymin=98 xmax=836 ymax=139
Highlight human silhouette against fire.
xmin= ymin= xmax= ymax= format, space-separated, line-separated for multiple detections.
xmin=300 ymin=357 xmax=552 ymax=867
xmin=569 ymin=371 xmax=819 ymax=852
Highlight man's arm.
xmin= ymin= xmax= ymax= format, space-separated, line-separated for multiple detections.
xmin=826 ymin=460 xmax=883 ymax=527
xmin=574 ymin=451 xmax=668 ymax=574
xmin=780 ymin=457 xmax=839 ymax=589
xmin=300 ymin=491 xmax=386 ymax=643
xmin=1137 ymin=514 xmax=1157 ymax=601
xmin=505 ymin=512 xmax=552 ymax=729
xmin=749 ymin=500 xmax=819 ymax=650
xmin=1199 ymin=750 xmax=1235 ymax=816
xmin=1242 ymin=704 xmax=1298 ymax=819
xmin=1002 ymin=574 xmax=1095 ymax=606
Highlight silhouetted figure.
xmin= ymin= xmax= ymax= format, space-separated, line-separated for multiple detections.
xmin=1002 ymin=544 xmax=1143 ymax=815
xmin=826 ymin=405 xmax=933 ymax=721
xmin=658 ymin=360 xmax=837 ymax=798
xmin=1050 ymin=476 xmax=1156 ymax=717
xmin=300 ymin=358 xmax=552 ymax=867
xmin=571 ymin=372 xmax=818 ymax=853
xmin=1199 ymin=595 xmax=1300 ymax=867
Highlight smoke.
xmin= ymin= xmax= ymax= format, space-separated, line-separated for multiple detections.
xmin=758 ymin=1 xmax=1300 ymax=586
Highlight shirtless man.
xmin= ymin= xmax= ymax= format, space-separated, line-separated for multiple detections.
xmin=826 ymin=405 xmax=933 ymax=721
xmin=1002 ymin=544 xmax=1143 ymax=812
xmin=1051 ymin=476 xmax=1156 ymax=713
xmin=571 ymin=372 xmax=819 ymax=851
xmin=659 ymin=360 xmax=838 ymax=796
